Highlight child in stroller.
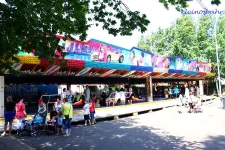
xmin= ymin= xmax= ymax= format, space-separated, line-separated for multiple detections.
xmin=46 ymin=116 xmax=57 ymax=135
xmin=46 ymin=107 xmax=58 ymax=135
xmin=17 ymin=112 xmax=47 ymax=137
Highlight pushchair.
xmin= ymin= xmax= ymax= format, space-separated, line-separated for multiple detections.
xmin=17 ymin=112 xmax=47 ymax=137
xmin=193 ymin=98 xmax=203 ymax=113
xmin=46 ymin=118 xmax=57 ymax=135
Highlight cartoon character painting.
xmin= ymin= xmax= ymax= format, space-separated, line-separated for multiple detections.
xmin=145 ymin=54 xmax=152 ymax=67
xmin=176 ymin=58 xmax=183 ymax=70
xmin=129 ymin=50 xmax=137 ymax=65
xmin=137 ymin=52 xmax=144 ymax=66
xmin=98 ymin=44 xmax=107 ymax=62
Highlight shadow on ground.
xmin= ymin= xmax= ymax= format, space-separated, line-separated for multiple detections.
xmin=14 ymin=115 xmax=225 ymax=150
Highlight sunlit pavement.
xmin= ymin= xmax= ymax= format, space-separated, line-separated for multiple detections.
xmin=11 ymin=99 xmax=225 ymax=150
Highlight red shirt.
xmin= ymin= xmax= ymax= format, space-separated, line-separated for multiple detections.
xmin=90 ymin=102 xmax=95 ymax=113
xmin=15 ymin=102 xmax=26 ymax=119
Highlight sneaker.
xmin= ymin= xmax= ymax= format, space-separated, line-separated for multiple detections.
xmin=1 ymin=132 xmax=7 ymax=136
xmin=84 ymin=124 xmax=87 ymax=126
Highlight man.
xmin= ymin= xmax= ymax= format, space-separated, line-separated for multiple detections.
xmin=66 ymin=86 xmax=73 ymax=104
xmin=61 ymin=88 xmax=67 ymax=102
xmin=84 ymin=85 xmax=90 ymax=101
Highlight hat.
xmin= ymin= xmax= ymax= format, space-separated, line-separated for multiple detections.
xmin=38 ymin=98 xmax=43 ymax=103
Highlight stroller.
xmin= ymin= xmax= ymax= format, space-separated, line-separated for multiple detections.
xmin=46 ymin=118 xmax=57 ymax=135
xmin=17 ymin=112 xmax=47 ymax=137
xmin=193 ymin=97 xmax=203 ymax=113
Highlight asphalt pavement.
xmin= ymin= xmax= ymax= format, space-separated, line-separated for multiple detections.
xmin=1 ymin=99 xmax=225 ymax=150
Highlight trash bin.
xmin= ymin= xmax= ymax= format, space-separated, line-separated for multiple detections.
xmin=221 ymin=97 xmax=225 ymax=108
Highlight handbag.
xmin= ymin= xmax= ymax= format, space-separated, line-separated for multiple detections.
xmin=64 ymin=104 xmax=71 ymax=119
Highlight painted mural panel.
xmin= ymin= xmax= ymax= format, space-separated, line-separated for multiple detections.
xmin=168 ymin=56 xmax=183 ymax=70
xmin=197 ymin=62 xmax=212 ymax=72
xmin=152 ymin=54 xmax=170 ymax=69
xmin=129 ymin=48 xmax=153 ymax=67
xmin=182 ymin=59 xmax=197 ymax=71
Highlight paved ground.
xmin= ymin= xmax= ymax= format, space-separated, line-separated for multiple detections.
xmin=1 ymin=99 xmax=225 ymax=150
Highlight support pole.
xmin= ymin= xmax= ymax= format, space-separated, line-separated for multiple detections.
xmin=199 ymin=80 xmax=204 ymax=96
xmin=146 ymin=76 xmax=153 ymax=102
xmin=0 ymin=76 xmax=4 ymax=118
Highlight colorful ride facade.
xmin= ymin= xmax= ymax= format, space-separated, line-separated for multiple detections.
xmin=11 ymin=35 xmax=215 ymax=79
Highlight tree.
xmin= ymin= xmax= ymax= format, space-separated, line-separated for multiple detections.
xmin=0 ymin=0 xmax=222 ymax=74
xmin=138 ymin=15 xmax=199 ymax=58
xmin=217 ymin=12 xmax=225 ymax=77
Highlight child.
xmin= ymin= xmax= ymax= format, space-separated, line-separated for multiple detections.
xmin=83 ymin=101 xmax=91 ymax=125
xmin=56 ymin=111 xmax=63 ymax=135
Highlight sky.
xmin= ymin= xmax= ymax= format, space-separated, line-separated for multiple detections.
xmin=85 ymin=0 xmax=224 ymax=49
xmin=0 ymin=0 xmax=224 ymax=49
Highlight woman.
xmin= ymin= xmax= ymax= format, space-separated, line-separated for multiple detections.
xmin=90 ymin=99 xmax=96 ymax=125
xmin=119 ymin=88 xmax=126 ymax=105
xmin=62 ymin=98 xmax=73 ymax=136
xmin=38 ymin=98 xmax=47 ymax=125
xmin=54 ymin=98 xmax=62 ymax=112
xmin=15 ymin=97 xmax=26 ymax=133
xmin=2 ymin=96 xmax=15 ymax=136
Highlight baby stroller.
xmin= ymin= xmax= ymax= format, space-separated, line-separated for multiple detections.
xmin=17 ymin=112 xmax=46 ymax=137
xmin=193 ymin=98 xmax=203 ymax=113
xmin=46 ymin=118 xmax=57 ymax=135
xmin=17 ymin=119 xmax=37 ymax=137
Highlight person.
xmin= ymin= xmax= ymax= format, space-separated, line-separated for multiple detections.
xmin=66 ymin=86 xmax=73 ymax=104
xmin=50 ymin=107 xmax=58 ymax=119
xmin=119 ymin=88 xmax=126 ymax=105
xmin=188 ymin=92 xmax=195 ymax=113
xmin=128 ymin=87 xmax=133 ymax=104
xmin=62 ymin=98 xmax=73 ymax=136
xmin=173 ymin=86 xmax=179 ymax=98
xmin=38 ymin=98 xmax=47 ymax=126
xmin=61 ymin=88 xmax=67 ymax=102
xmin=75 ymin=93 xmax=81 ymax=102
xmin=1 ymin=96 xmax=15 ymax=136
xmin=164 ymin=87 xmax=169 ymax=99
xmin=114 ymin=88 xmax=120 ymax=105
xmin=15 ymin=97 xmax=27 ymax=134
xmin=56 ymin=111 xmax=64 ymax=136
xmin=54 ymin=98 xmax=62 ymax=112
xmin=83 ymin=101 xmax=91 ymax=125
xmin=129 ymin=50 xmax=137 ymax=65
xmin=90 ymin=99 xmax=96 ymax=125
xmin=196 ymin=86 xmax=200 ymax=97
xmin=84 ymin=85 xmax=90 ymax=102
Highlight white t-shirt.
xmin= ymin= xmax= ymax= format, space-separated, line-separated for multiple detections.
xmin=83 ymin=103 xmax=90 ymax=115
xmin=61 ymin=92 xmax=67 ymax=101
xmin=115 ymin=92 xmax=120 ymax=100
xmin=120 ymin=91 xmax=126 ymax=100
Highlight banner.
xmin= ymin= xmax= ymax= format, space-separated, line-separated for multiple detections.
xmin=4 ymin=85 xmax=58 ymax=103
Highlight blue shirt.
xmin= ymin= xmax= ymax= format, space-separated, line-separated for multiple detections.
xmin=58 ymin=116 xmax=63 ymax=125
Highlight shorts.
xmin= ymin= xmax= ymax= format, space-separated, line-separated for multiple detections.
xmin=58 ymin=125 xmax=62 ymax=128
xmin=84 ymin=114 xmax=90 ymax=120
xmin=4 ymin=111 xmax=15 ymax=123
xmin=90 ymin=112 xmax=95 ymax=120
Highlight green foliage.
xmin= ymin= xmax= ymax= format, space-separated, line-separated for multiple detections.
xmin=138 ymin=13 xmax=225 ymax=69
